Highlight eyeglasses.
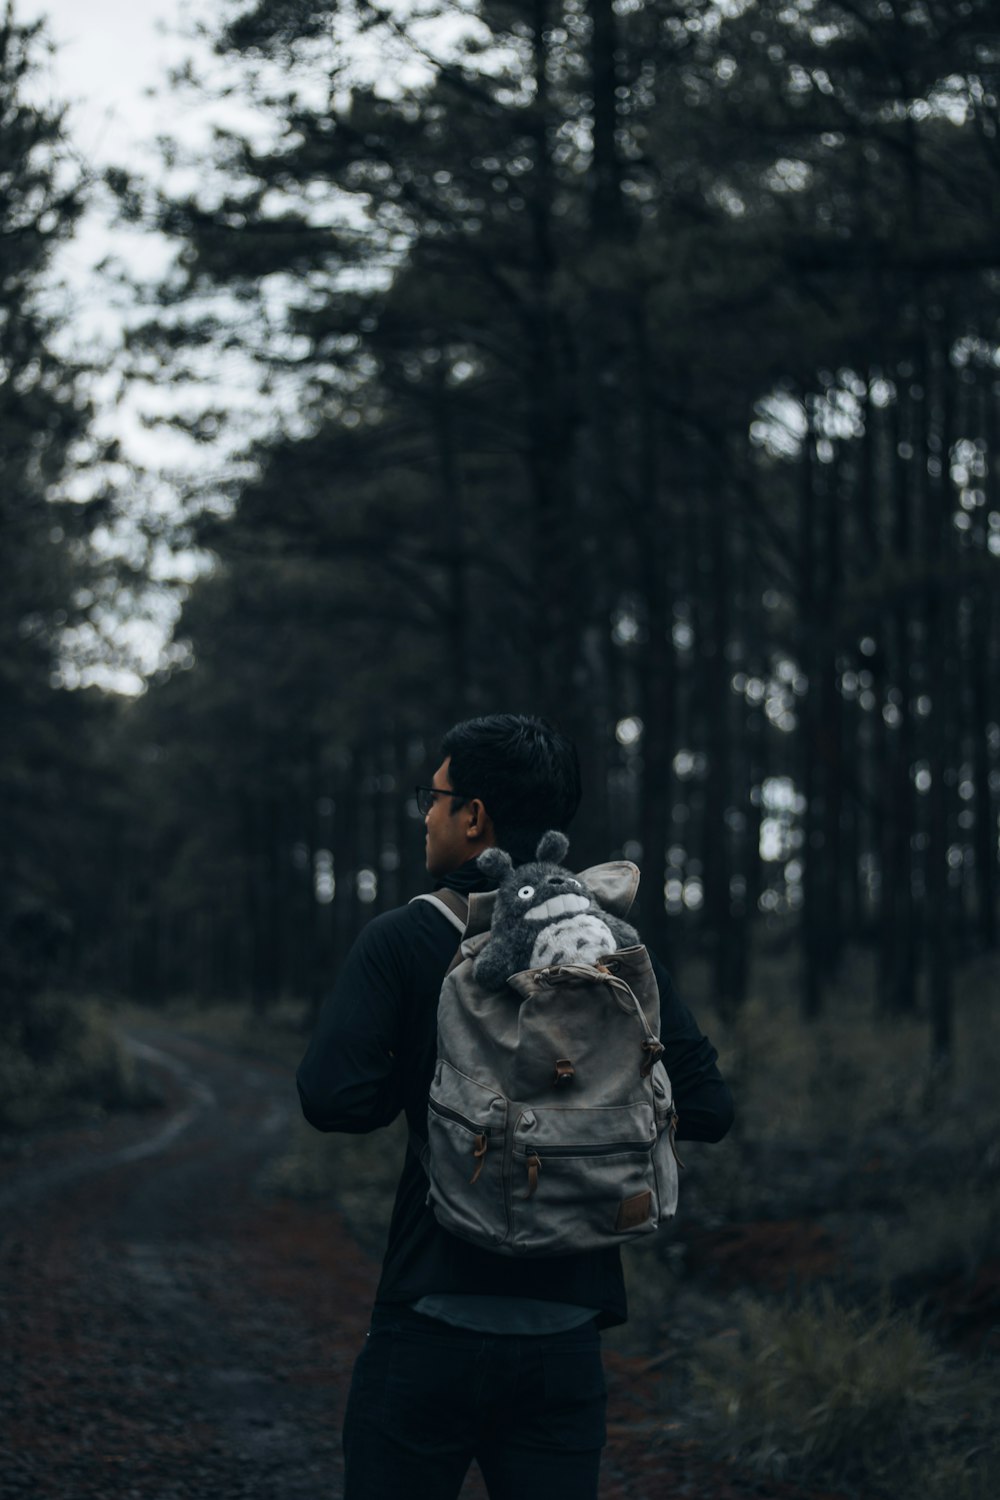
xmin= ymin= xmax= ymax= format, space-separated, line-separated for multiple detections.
xmin=414 ymin=784 xmax=468 ymax=816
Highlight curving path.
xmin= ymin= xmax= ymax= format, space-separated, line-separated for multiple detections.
xmin=0 ymin=1024 xmax=369 ymax=1499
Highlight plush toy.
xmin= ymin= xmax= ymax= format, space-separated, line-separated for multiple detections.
xmin=473 ymin=830 xmax=640 ymax=990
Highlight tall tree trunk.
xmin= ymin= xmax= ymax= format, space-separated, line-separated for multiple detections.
xmin=799 ymin=411 xmax=824 ymax=1019
xmin=433 ymin=370 xmax=469 ymax=717
xmin=526 ymin=0 xmax=577 ymax=705
xmin=972 ymin=377 xmax=999 ymax=949
xmin=885 ymin=377 xmax=918 ymax=1012
xmin=587 ymin=0 xmax=622 ymax=237
xmin=818 ymin=444 xmax=844 ymax=982
xmin=633 ymin=297 xmax=673 ymax=960
xmin=924 ymin=330 xmax=954 ymax=1062
xmin=705 ymin=485 xmax=736 ymax=1007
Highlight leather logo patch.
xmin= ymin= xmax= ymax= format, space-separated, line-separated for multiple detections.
xmin=615 ymin=1190 xmax=653 ymax=1232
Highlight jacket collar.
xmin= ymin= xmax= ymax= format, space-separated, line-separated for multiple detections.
xmin=435 ymin=857 xmax=496 ymax=898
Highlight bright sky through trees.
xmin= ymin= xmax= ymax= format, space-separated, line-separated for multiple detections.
xmin=13 ymin=1 xmax=266 ymax=689
xmin=18 ymin=0 xmax=190 ymax=300
xmin=12 ymin=0 xmax=476 ymax=690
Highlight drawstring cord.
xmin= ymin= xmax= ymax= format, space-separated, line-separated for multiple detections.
xmin=540 ymin=963 xmax=665 ymax=1073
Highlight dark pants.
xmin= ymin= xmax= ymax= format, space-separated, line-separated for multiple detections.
xmin=342 ymin=1305 xmax=607 ymax=1499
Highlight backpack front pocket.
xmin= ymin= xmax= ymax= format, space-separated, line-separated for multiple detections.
xmin=510 ymin=1102 xmax=658 ymax=1256
xmin=426 ymin=1061 xmax=509 ymax=1249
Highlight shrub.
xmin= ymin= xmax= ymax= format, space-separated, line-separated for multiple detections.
xmin=695 ymin=1290 xmax=997 ymax=1499
xmin=0 ymin=992 xmax=152 ymax=1130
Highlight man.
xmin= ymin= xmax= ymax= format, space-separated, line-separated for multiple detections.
xmin=297 ymin=714 xmax=733 ymax=1500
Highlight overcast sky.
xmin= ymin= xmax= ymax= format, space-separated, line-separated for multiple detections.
xmin=19 ymin=1 xmax=289 ymax=468
xmin=13 ymin=1 xmax=469 ymax=689
xmin=19 ymin=0 xmax=255 ymax=327
xmin=19 ymin=0 xmax=180 ymax=144
xmin=13 ymin=3 xmax=237 ymax=687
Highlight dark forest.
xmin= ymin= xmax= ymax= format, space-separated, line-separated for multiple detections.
xmin=7 ymin=0 xmax=998 ymax=1037
xmin=2 ymin=3 xmax=998 ymax=1495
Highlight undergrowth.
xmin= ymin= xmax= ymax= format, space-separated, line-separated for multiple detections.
xmin=697 ymin=947 xmax=1000 ymax=1150
xmin=116 ymin=995 xmax=312 ymax=1070
xmin=0 ymin=992 xmax=153 ymax=1131
xmin=695 ymin=1290 xmax=998 ymax=1500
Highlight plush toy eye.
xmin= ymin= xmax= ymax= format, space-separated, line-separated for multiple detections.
xmin=517 ymin=885 xmax=535 ymax=900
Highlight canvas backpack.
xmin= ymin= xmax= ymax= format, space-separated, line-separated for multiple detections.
xmin=411 ymin=860 xmax=680 ymax=1258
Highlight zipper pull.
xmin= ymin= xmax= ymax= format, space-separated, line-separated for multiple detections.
xmin=526 ymin=1151 xmax=541 ymax=1197
xmin=470 ymin=1132 xmax=488 ymax=1184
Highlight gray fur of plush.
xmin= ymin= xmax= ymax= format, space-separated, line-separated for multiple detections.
xmin=473 ymin=831 xmax=640 ymax=990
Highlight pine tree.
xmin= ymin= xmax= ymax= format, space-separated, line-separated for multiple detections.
xmin=0 ymin=8 xmax=103 ymax=1003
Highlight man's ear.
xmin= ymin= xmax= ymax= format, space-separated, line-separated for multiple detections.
xmin=465 ymin=798 xmax=492 ymax=841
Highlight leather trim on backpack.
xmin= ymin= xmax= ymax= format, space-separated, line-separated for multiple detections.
xmin=615 ymin=1190 xmax=653 ymax=1232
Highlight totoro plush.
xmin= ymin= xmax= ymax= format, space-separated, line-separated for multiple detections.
xmin=473 ymin=830 xmax=639 ymax=990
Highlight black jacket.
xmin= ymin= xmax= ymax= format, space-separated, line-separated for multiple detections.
xmin=296 ymin=861 xmax=734 ymax=1327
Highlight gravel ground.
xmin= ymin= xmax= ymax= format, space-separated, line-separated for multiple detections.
xmin=0 ymin=1022 xmax=840 ymax=1500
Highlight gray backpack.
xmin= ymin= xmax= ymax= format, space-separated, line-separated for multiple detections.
xmin=412 ymin=852 xmax=680 ymax=1258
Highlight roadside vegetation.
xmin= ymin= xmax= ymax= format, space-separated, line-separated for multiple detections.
xmin=695 ymin=1292 xmax=996 ymax=1500
xmin=0 ymin=993 xmax=152 ymax=1132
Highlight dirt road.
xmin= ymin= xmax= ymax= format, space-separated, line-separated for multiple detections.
xmin=0 ymin=1023 xmax=832 ymax=1500
xmin=1 ymin=1024 xmax=365 ymax=1498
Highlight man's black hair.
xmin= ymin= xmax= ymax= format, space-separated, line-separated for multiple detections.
xmin=441 ymin=714 xmax=581 ymax=865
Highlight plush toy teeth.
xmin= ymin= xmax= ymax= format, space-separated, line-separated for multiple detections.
xmin=524 ymin=893 xmax=591 ymax=922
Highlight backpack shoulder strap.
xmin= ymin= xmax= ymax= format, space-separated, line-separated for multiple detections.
xmin=407 ymin=888 xmax=471 ymax=1170
xmin=409 ymin=889 xmax=469 ymax=934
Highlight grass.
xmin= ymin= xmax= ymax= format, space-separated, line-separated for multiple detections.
xmin=0 ymin=991 xmax=155 ymax=1131
xmin=693 ymin=946 xmax=1000 ymax=1150
xmin=671 ymin=946 xmax=1000 ymax=1223
xmin=874 ymin=1183 xmax=1000 ymax=1288
xmin=669 ymin=944 xmax=1000 ymax=1499
xmin=694 ymin=1290 xmax=998 ymax=1500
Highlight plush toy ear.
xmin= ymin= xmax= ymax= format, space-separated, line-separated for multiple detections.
xmin=477 ymin=847 xmax=513 ymax=880
xmin=535 ymin=829 xmax=569 ymax=865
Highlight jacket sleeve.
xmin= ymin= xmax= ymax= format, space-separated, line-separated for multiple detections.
xmin=649 ymin=951 xmax=734 ymax=1143
xmin=296 ymin=908 xmax=411 ymax=1134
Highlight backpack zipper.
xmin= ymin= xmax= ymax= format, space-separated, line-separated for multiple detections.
xmin=514 ymin=1139 xmax=653 ymax=1160
xmin=428 ymin=1098 xmax=493 ymax=1136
